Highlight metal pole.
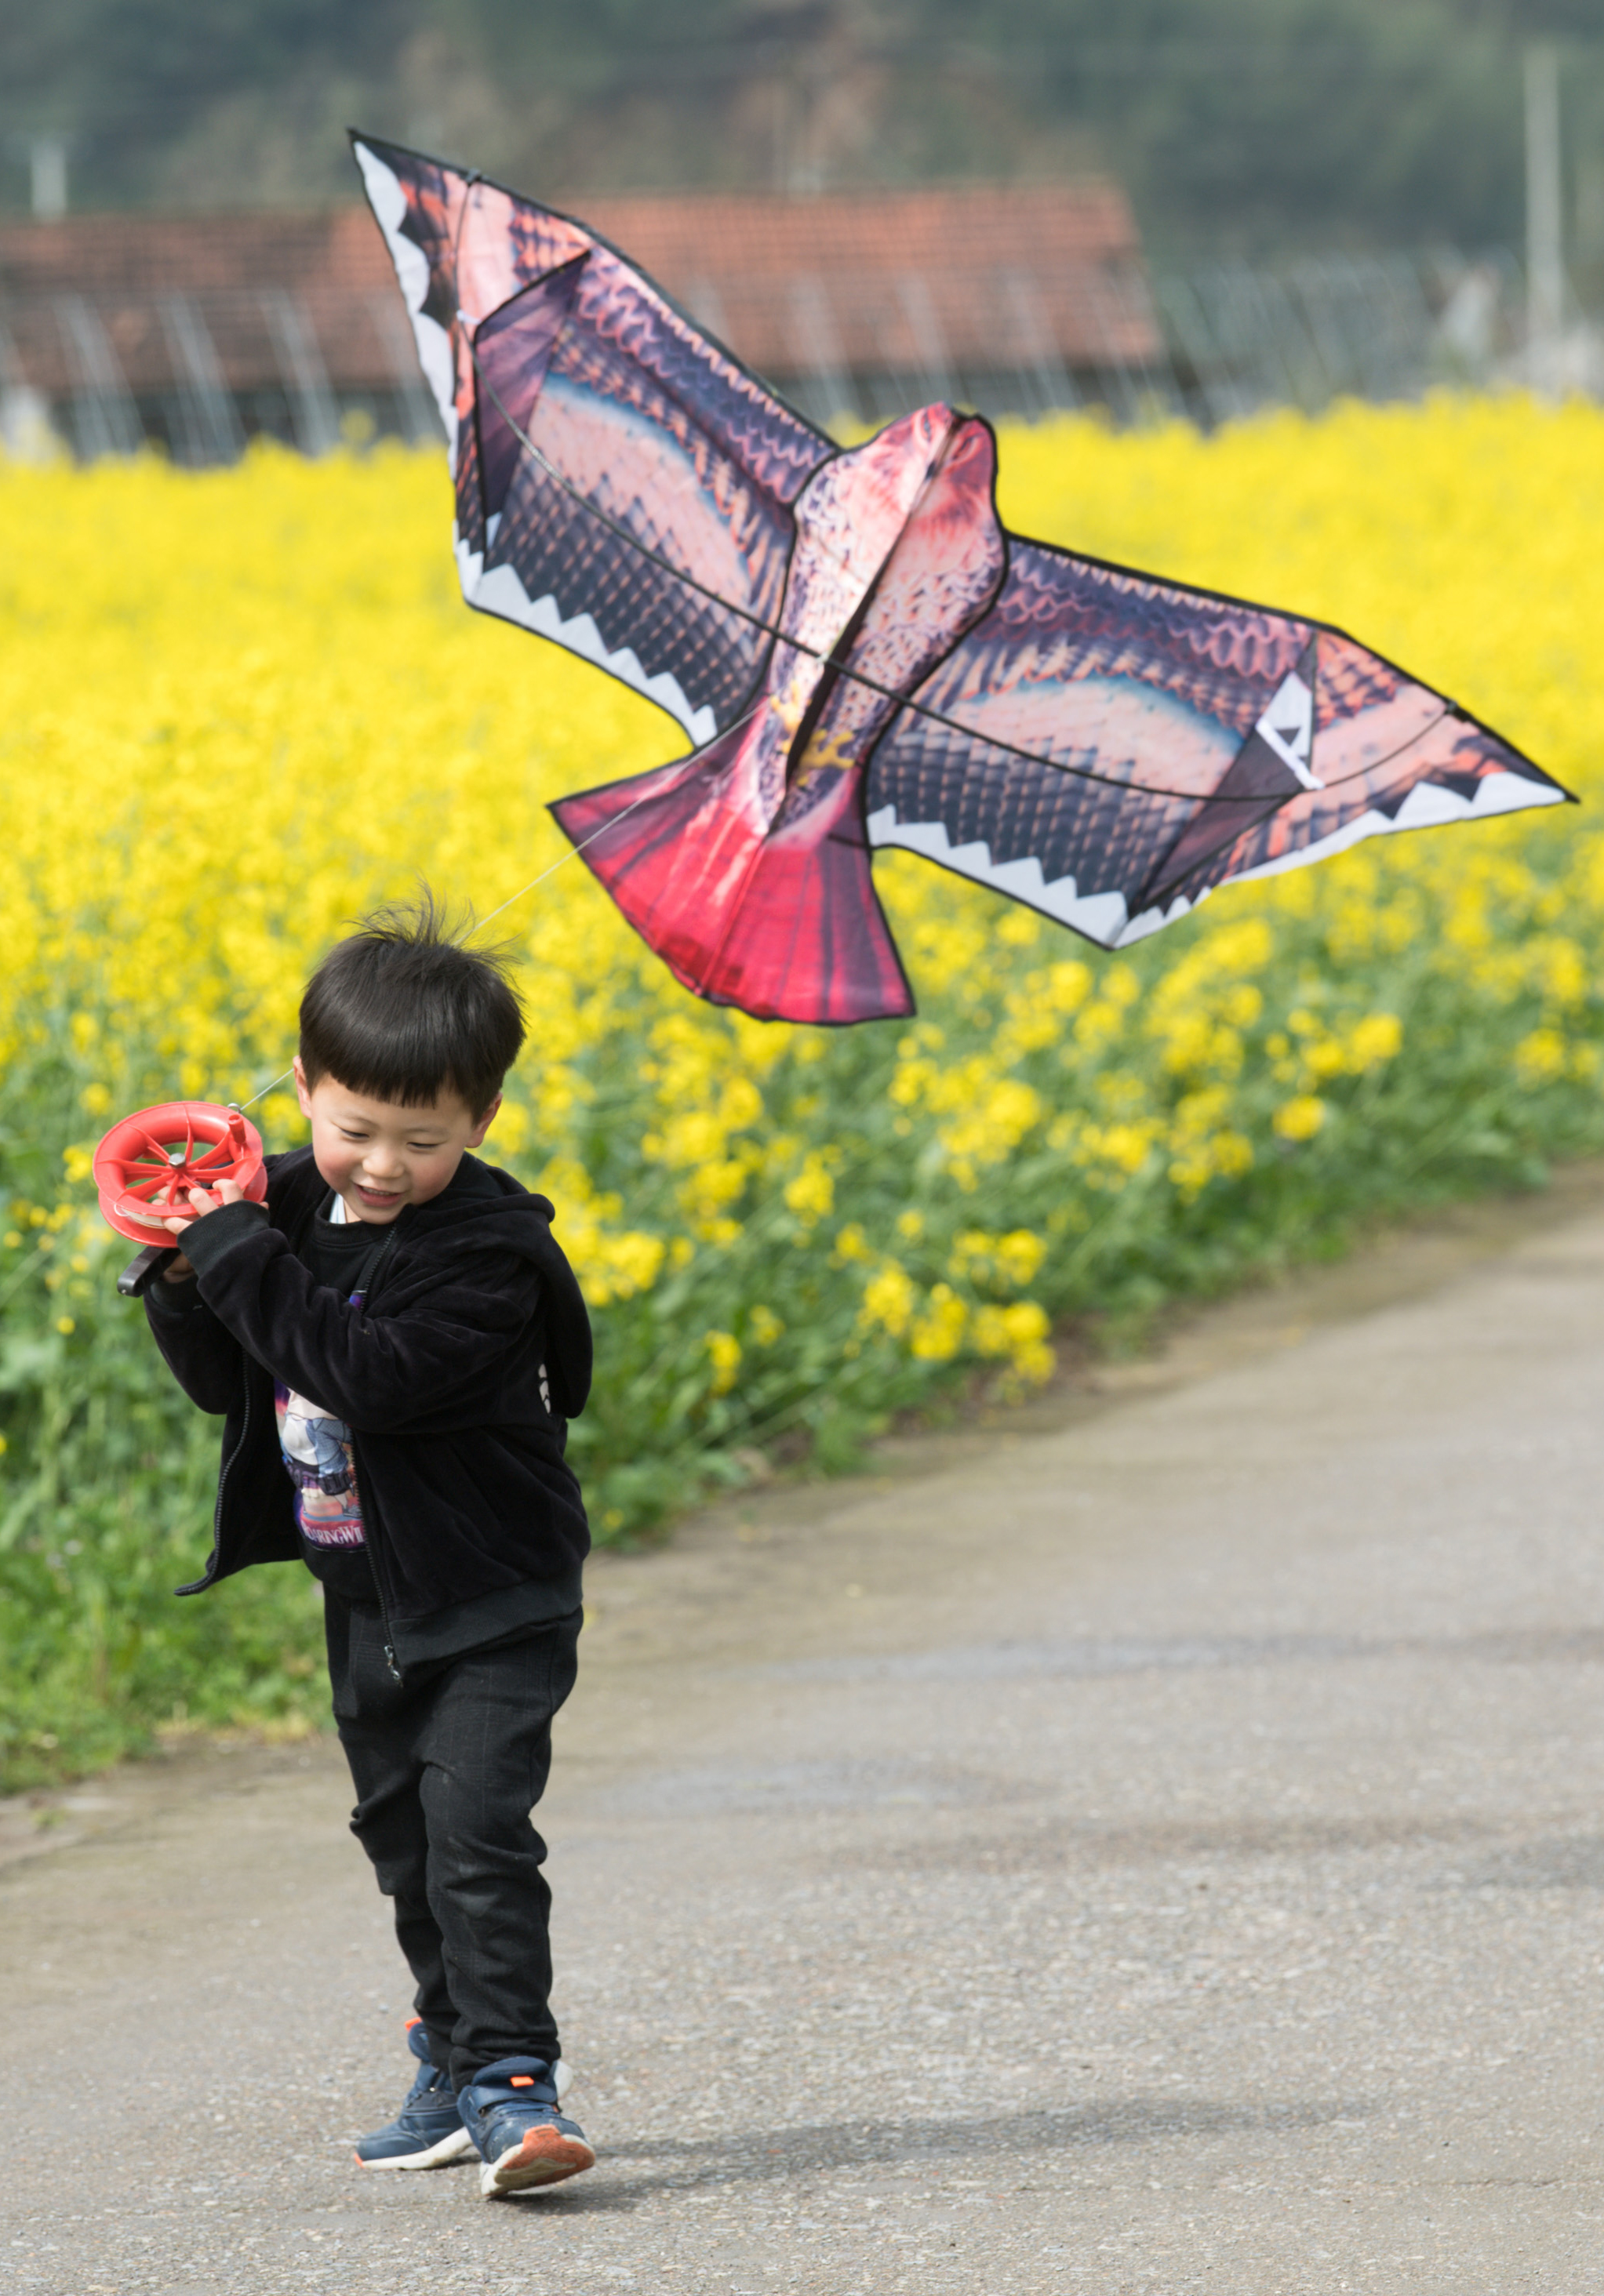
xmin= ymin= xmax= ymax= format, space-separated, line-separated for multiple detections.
xmin=260 ymin=289 xmax=340 ymax=456
xmin=999 ymin=269 xmax=1077 ymax=416
xmin=1526 ymin=42 xmax=1563 ymax=397
xmin=55 ymin=294 xmax=142 ymax=459
xmin=369 ymin=291 xmax=441 ymax=445
xmin=29 ymin=135 xmax=67 ymax=221
xmin=161 ymin=296 xmax=245 ymax=465
xmin=897 ymin=275 xmax=956 ymax=406
xmin=787 ymin=274 xmax=857 ymax=432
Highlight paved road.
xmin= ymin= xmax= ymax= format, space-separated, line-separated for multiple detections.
xmin=9 ymin=1190 xmax=1604 ymax=2294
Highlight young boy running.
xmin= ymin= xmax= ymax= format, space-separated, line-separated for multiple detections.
xmin=140 ymin=899 xmax=595 ymax=2197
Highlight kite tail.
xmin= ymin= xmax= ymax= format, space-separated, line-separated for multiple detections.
xmin=551 ymin=735 xmax=913 ymax=1026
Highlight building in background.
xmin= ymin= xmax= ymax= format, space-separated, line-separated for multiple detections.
xmin=0 ymin=178 xmax=1565 ymax=463
xmin=0 ymin=177 xmax=1159 ymax=460
xmin=0 ymin=207 xmax=436 ymax=460
xmin=578 ymin=180 xmax=1160 ymax=427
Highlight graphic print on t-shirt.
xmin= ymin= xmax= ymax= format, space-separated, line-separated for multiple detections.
xmin=275 ymin=1284 xmax=367 ymax=1548
xmin=275 ymin=1379 xmax=365 ymax=1546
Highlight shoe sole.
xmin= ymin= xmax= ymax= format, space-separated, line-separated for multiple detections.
xmin=355 ymin=2124 xmax=478 ymax=2171
xmin=479 ymin=2127 xmax=597 ymax=2196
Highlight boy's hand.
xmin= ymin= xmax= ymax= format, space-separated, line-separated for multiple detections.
xmin=167 ymin=1177 xmax=249 ymax=1230
xmin=122 ymin=1177 xmax=249 ymax=1246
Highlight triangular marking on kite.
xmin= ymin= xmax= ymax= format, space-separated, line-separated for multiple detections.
xmin=1115 ymin=889 xmax=1205 ymax=945
xmin=457 ymin=539 xmax=717 ymax=742
xmin=864 ymin=803 xmax=1130 ymax=946
xmin=1253 ymin=665 xmax=1320 ymax=790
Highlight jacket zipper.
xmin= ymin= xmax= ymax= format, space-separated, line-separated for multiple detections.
xmin=378 ymin=1560 xmax=402 ymax=1681
xmin=356 ymin=1233 xmax=403 ymax=1680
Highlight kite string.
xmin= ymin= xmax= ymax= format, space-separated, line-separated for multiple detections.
xmin=231 ymin=701 xmax=769 ymax=1113
xmin=471 ymin=776 xmax=657 ymax=932
xmin=231 ymin=815 xmax=632 ymax=1111
xmin=464 ymin=684 xmax=755 ymax=935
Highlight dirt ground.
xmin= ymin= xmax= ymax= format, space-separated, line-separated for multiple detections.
xmin=9 ymin=1172 xmax=1604 ymax=2294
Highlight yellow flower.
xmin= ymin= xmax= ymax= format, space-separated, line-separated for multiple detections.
xmin=488 ymin=1098 xmax=529 ymax=1152
xmin=911 ymin=1282 xmax=966 ymax=1361
xmin=784 ymin=1158 xmax=835 ymax=1222
xmin=972 ymin=1299 xmax=1054 ymax=1384
xmin=1514 ymin=1027 xmax=1568 ymax=1087
xmin=704 ymin=1330 xmax=741 ymax=1394
xmin=1273 ymin=1095 xmax=1327 ymax=1143
xmin=860 ymin=1263 xmax=916 ymax=1338
xmin=1043 ymin=961 xmax=1092 ymax=1013
xmin=1348 ymin=1012 xmax=1402 ymax=1068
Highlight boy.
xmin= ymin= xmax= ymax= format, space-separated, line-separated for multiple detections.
xmin=140 ymin=897 xmax=595 ymax=2198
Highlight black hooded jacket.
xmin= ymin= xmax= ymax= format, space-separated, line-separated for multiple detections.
xmin=144 ymin=1146 xmax=591 ymax=1669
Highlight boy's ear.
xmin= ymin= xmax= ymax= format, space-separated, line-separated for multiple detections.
xmin=293 ymin=1057 xmax=314 ymax=1119
xmin=466 ymin=1092 xmax=502 ymax=1150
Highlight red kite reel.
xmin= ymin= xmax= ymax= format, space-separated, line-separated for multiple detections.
xmin=93 ymin=1101 xmax=267 ymax=1247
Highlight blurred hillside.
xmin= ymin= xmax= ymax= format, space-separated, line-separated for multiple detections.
xmin=2 ymin=0 xmax=1603 ymax=258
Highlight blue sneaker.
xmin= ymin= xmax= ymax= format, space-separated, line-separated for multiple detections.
xmin=458 ymin=2056 xmax=595 ymax=2196
xmin=353 ymin=2019 xmax=476 ymax=2170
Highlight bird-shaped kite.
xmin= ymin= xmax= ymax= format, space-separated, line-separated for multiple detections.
xmin=354 ymin=134 xmax=1571 ymax=1026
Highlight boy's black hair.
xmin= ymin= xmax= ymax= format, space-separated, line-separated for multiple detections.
xmin=300 ymin=891 xmax=526 ymax=1117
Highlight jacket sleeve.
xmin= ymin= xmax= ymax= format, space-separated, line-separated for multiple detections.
xmin=143 ymin=1270 xmax=249 ymax=1418
xmin=181 ymin=1201 xmax=540 ymax=1433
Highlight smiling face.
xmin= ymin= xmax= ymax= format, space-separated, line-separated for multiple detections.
xmin=293 ymin=1059 xmax=500 ymax=1223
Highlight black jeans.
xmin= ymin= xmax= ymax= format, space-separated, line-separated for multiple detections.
xmin=324 ymin=1593 xmax=581 ymax=2091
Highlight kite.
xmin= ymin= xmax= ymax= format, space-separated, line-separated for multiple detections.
xmin=353 ymin=133 xmax=1572 ymax=1026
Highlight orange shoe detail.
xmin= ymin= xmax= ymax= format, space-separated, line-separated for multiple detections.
xmin=488 ymin=2123 xmax=596 ymax=2193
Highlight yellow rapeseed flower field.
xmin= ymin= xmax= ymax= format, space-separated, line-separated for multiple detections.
xmin=2 ymin=394 xmax=1602 ymax=1577
xmin=3 ymin=391 xmax=1602 ymax=1771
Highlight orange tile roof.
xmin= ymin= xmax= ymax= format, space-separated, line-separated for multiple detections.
xmin=0 ymin=208 xmax=381 ymax=297
xmin=573 ymin=180 xmax=1157 ymax=369
xmin=0 ymin=179 xmax=1157 ymax=398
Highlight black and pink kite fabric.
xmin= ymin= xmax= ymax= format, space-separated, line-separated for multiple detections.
xmin=353 ymin=133 xmax=1571 ymax=1026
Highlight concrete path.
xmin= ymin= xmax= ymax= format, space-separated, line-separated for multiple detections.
xmin=9 ymin=1188 xmax=1604 ymax=2294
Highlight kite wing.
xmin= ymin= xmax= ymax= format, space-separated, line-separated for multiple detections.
xmin=351 ymin=133 xmax=831 ymax=743
xmin=866 ymin=535 xmax=1571 ymax=949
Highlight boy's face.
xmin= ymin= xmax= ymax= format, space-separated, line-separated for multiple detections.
xmin=293 ymin=1060 xmax=500 ymax=1224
